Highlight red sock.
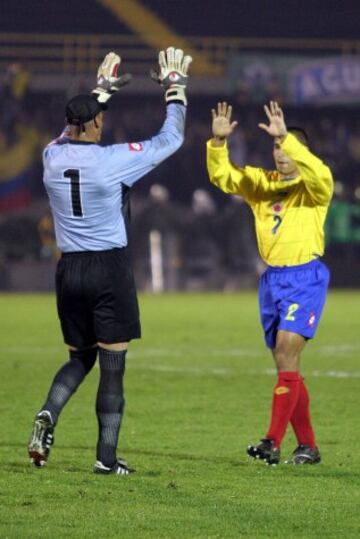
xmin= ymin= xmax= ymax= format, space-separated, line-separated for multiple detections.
xmin=290 ymin=377 xmax=316 ymax=448
xmin=266 ymin=371 xmax=301 ymax=448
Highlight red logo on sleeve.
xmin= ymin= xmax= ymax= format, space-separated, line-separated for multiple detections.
xmin=128 ymin=142 xmax=143 ymax=152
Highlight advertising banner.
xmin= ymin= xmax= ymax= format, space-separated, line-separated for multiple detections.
xmin=229 ymin=54 xmax=360 ymax=104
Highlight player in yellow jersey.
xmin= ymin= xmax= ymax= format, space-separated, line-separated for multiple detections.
xmin=207 ymin=101 xmax=333 ymax=465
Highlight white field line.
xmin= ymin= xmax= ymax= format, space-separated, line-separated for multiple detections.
xmin=1 ymin=345 xmax=360 ymax=379
xmin=130 ymin=348 xmax=262 ymax=358
xmin=1 ymin=343 xmax=360 ymax=357
xmin=128 ymin=364 xmax=360 ymax=379
xmin=127 ymin=343 xmax=360 ymax=360
xmin=117 ymin=343 xmax=360 ymax=359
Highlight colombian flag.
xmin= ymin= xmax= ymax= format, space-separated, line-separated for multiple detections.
xmin=0 ymin=125 xmax=39 ymax=212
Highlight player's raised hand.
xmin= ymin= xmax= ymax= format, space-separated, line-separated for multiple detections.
xmin=212 ymin=102 xmax=238 ymax=140
xmin=258 ymin=101 xmax=287 ymax=138
xmin=150 ymin=47 xmax=192 ymax=106
xmin=92 ymin=52 xmax=132 ymax=105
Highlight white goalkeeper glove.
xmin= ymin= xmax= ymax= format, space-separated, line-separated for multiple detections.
xmin=92 ymin=52 xmax=132 ymax=105
xmin=150 ymin=47 xmax=192 ymax=106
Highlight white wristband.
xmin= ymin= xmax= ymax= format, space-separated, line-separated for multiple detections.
xmin=165 ymin=86 xmax=187 ymax=106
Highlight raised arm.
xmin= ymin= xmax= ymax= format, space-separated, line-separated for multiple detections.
xmin=281 ymin=135 xmax=333 ymax=205
xmin=44 ymin=51 xmax=132 ymax=156
xmin=119 ymin=101 xmax=186 ymax=181
xmin=109 ymin=47 xmax=192 ymax=187
xmin=259 ymin=101 xmax=333 ymax=205
xmin=207 ymin=102 xmax=261 ymax=201
xmin=137 ymin=46 xmax=192 ymax=164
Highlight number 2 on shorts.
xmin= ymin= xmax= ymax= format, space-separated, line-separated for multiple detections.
xmin=285 ymin=303 xmax=299 ymax=321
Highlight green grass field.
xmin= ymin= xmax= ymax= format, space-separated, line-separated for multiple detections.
xmin=0 ymin=291 xmax=360 ymax=538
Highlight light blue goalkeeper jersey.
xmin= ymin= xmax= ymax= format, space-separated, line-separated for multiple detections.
xmin=43 ymin=103 xmax=185 ymax=252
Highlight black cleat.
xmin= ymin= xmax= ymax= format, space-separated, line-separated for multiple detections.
xmin=28 ymin=410 xmax=54 ymax=467
xmin=247 ymin=438 xmax=281 ymax=465
xmin=93 ymin=458 xmax=135 ymax=475
xmin=286 ymin=445 xmax=321 ymax=465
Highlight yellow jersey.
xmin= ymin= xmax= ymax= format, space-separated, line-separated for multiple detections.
xmin=206 ymin=133 xmax=333 ymax=266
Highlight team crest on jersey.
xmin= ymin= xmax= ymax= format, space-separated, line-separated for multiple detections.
xmin=128 ymin=142 xmax=143 ymax=152
xmin=308 ymin=312 xmax=316 ymax=327
xmin=272 ymin=202 xmax=282 ymax=213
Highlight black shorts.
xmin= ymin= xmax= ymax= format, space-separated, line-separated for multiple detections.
xmin=55 ymin=247 xmax=141 ymax=348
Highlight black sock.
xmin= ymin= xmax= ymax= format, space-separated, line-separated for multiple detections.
xmin=41 ymin=347 xmax=97 ymax=425
xmin=96 ymin=348 xmax=126 ymax=467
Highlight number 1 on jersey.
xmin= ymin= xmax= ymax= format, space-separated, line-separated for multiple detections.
xmin=64 ymin=169 xmax=83 ymax=217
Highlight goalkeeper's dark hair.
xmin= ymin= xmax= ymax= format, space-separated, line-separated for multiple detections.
xmin=287 ymin=126 xmax=309 ymax=147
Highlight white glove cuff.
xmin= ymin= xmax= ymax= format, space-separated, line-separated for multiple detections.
xmin=165 ymin=86 xmax=187 ymax=106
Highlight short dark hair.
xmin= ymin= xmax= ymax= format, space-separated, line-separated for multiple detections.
xmin=287 ymin=126 xmax=309 ymax=147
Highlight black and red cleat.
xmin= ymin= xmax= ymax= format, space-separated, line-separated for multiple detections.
xmin=28 ymin=411 xmax=54 ymax=467
xmin=247 ymin=438 xmax=281 ymax=465
xmin=286 ymin=445 xmax=321 ymax=465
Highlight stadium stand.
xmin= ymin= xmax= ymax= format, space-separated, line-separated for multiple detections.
xmin=1 ymin=0 xmax=359 ymax=80
xmin=144 ymin=0 xmax=360 ymax=39
xmin=0 ymin=0 xmax=130 ymax=34
xmin=1 ymin=0 xmax=359 ymax=39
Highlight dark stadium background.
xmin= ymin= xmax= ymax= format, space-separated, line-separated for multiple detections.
xmin=1 ymin=0 xmax=360 ymax=291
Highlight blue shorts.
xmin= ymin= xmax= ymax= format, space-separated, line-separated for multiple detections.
xmin=259 ymin=259 xmax=330 ymax=349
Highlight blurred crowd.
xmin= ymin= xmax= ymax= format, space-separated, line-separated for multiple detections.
xmin=1 ymin=67 xmax=360 ymax=289
xmin=0 ymin=183 xmax=262 ymax=291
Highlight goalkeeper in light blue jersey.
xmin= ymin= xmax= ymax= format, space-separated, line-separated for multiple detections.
xmin=28 ymin=48 xmax=192 ymax=475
